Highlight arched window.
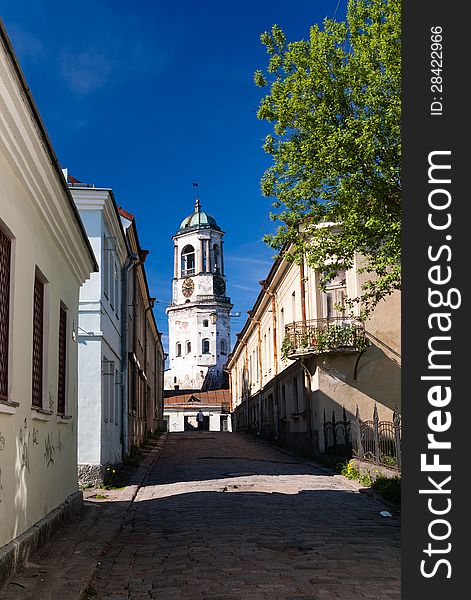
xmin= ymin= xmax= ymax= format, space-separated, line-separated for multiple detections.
xmin=186 ymin=341 xmax=191 ymax=354
xmin=202 ymin=338 xmax=210 ymax=354
xmin=181 ymin=245 xmax=195 ymax=276
xmin=203 ymin=319 xmax=209 ymax=327
xmin=176 ymin=342 xmax=181 ymax=357
xmin=213 ymin=244 xmax=220 ymax=273
xmin=220 ymin=339 xmax=227 ymax=355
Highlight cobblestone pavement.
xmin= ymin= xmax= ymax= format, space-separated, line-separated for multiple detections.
xmin=87 ymin=432 xmax=400 ymax=600
xmin=0 ymin=436 xmax=167 ymax=600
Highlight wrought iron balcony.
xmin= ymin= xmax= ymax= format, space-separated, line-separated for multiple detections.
xmin=282 ymin=317 xmax=368 ymax=359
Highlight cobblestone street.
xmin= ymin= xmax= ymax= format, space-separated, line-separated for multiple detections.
xmin=88 ymin=432 xmax=400 ymax=600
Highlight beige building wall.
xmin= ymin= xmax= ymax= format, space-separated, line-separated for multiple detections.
xmin=227 ymin=249 xmax=401 ymax=455
xmin=0 ymin=27 xmax=96 ymax=551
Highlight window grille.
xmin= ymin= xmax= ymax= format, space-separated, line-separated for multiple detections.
xmin=32 ymin=275 xmax=44 ymax=407
xmin=57 ymin=306 xmax=67 ymax=414
xmin=0 ymin=229 xmax=11 ymax=400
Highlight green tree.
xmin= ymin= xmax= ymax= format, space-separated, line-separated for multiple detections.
xmin=255 ymin=0 xmax=401 ymax=314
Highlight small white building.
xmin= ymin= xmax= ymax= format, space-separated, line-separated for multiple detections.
xmin=0 ymin=22 xmax=97 ymax=583
xmin=69 ymin=182 xmax=128 ymax=484
xmin=164 ymin=199 xmax=232 ymax=391
xmin=164 ymin=389 xmax=232 ymax=432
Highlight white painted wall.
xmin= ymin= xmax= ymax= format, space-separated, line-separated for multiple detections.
xmin=0 ymin=44 xmax=94 ymax=549
xmin=164 ymin=409 xmax=232 ymax=432
xmin=72 ymin=189 xmax=127 ymax=478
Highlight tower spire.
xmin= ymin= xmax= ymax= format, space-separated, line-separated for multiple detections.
xmin=192 ymin=182 xmax=200 ymax=213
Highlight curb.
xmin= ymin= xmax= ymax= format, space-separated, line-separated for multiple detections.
xmin=78 ymin=434 xmax=169 ymax=599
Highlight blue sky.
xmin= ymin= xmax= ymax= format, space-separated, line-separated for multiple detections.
xmin=1 ymin=0 xmax=345 ymax=351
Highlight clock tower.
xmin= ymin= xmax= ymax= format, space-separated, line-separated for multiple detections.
xmin=164 ymin=198 xmax=233 ymax=391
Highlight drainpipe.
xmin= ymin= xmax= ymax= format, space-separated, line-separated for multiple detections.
xmin=121 ymin=253 xmax=139 ymax=458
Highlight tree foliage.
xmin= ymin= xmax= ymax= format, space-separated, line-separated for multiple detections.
xmin=255 ymin=0 xmax=401 ymax=314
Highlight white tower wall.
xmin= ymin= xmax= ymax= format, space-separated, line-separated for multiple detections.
xmin=164 ymin=200 xmax=232 ymax=391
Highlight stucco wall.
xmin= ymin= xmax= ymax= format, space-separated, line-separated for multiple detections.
xmin=0 ymin=152 xmax=83 ymax=549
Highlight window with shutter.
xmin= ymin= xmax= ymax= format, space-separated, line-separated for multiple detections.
xmin=57 ymin=306 xmax=67 ymax=414
xmin=0 ymin=228 xmax=11 ymax=401
xmin=32 ymin=275 xmax=44 ymax=407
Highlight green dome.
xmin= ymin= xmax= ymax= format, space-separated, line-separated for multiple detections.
xmin=178 ymin=199 xmax=220 ymax=233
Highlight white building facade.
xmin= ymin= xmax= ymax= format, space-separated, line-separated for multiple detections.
xmin=164 ymin=199 xmax=232 ymax=391
xmin=70 ymin=184 xmax=128 ymax=484
xmin=0 ymin=23 xmax=97 ymax=582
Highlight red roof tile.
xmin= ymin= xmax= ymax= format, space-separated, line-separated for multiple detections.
xmin=165 ymin=389 xmax=231 ymax=408
xmin=118 ymin=206 xmax=135 ymax=221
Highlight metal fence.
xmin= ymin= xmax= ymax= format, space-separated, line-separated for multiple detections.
xmin=323 ymin=407 xmax=352 ymax=455
xmin=323 ymin=405 xmax=401 ymax=470
xmin=351 ymin=405 xmax=401 ymax=470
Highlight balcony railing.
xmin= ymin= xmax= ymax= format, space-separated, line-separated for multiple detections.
xmin=282 ymin=317 xmax=368 ymax=359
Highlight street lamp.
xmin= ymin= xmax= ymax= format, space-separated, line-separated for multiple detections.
xmin=210 ymin=312 xmax=218 ymax=325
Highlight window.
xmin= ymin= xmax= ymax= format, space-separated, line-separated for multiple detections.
xmin=186 ymin=341 xmax=191 ymax=354
xmin=221 ymin=339 xmax=227 ymax=355
xmin=115 ymin=368 xmax=120 ymax=424
xmin=181 ymin=245 xmax=195 ymax=276
xmin=324 ymin=269 xmax=347 ymax=320
xmin=255 ymin=346 xmax=259 ymax=381
xmin=0 ymin=228 xmax=11 ymax=401
xmin=110 ymin=258 xmax=115 ymax=309
xmin=113 ymin=261 xmax=119 ymax=314
xmin=203 ymin=319 xmax=209 ymax=327
xmin=202 ymin=338 xmax=210 ymax=354
xmin=292 ymin=376 xmax=299 ymax=414
xmin=213 ymin=244 xmax=220 ymax=273
xmin=32 ymin=274 xmax=45 ymax=407
xmin=103 ymin=236 xmax=109 ymax=299
xmin=102 ymin=358 xmax=114 ymax=421
xmin=57 ymin=305 xmax=67 ymax=414
xmin=279 ymin=308 xmax=284 ymax=345
xmin=176 ymin=342 xmax=182 ymax=357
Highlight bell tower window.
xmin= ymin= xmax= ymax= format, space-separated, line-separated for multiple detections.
xmin=213 ymin=244 xmax=220 ymax=273
xmin=202 ymin=338 xmax=210 ymax=354
xmin=176 ymin=342 xmax=182 ymax=357
xmin=181 ymin=245 xmax=195 ymax=276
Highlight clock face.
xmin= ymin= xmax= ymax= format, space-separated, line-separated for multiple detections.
xmin=213 ymin=275 xmax=226 ymax=296
xmin=182 ymin=277 xmax=194 ymax=298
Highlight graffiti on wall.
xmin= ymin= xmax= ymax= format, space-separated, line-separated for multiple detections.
xmin=57 ymin=430 xmax=64 ymax=452
xmin=19 ymin=427 xmax=30 ymax=473
xmin=32 ymin=427 xmax=40 ymax=445
xmin=44 ymin=433 xmax=55 ymax=467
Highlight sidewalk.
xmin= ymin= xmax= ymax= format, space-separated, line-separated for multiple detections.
xmin=0 ymin=435 xmax=168 ymax=600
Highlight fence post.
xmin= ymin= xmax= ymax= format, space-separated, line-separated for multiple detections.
xmin=343 ymin=406 xmax=350 ymax=445
xmin=393 ymin=405 xmax=401 ymax=470
xmin=331 ymin=410 xmax=337 ymax=449
xmin=354 ymin=405 xmax=363 ymax=460
xmin=373 ymin=404 xmax=380 ymax=464
xmin=323 ymin=409 xmax=327 ymax=449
